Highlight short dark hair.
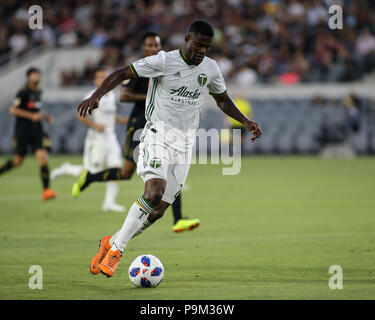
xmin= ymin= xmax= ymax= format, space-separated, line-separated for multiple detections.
xmin=26 ymin=67 xmax=40 ymax=76
xmin=188 ymin=20 xmax=214 ymax=37
xmin=141 ymin=31 xmax=159 ymax=43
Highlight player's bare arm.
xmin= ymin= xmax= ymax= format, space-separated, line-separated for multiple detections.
xmin=9 ymin=106 xmax=52 ymax=123
xmin=115 ymin=114 xmax=129 ymax=125
xmin=213 ymin=93 xmax=261 ymax=142
xmin=77 ymin=114 xmax=105 ymax=132
xmin=10 ymin=106 xmax=38 ymax=121
xmin=120 ymin=87 xmax=147 ymax=103
xmin=77 ymin=66 xmax=135 ymax=117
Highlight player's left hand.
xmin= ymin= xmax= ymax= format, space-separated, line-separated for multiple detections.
xmin=120 ymin=116 xmax=130 ymax=125
xmin=244 ymin=120 xmax=261 ymax=142
xmin=115 ymin=115 xmax=129 ymax=125
xmin=44 ymin=114 xmax=53 ymax=124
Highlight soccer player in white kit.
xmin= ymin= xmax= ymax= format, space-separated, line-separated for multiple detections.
xmin=57 ymin=69 xmax=128 ymax=212
xmin=77 ymin=21 xmax=262 ymax=277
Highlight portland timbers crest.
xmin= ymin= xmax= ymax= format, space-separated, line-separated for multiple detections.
xmin=149 ymin=157 xmax=161 ymax=168
xmin=197 ymin=73 xmax=207 ymax=87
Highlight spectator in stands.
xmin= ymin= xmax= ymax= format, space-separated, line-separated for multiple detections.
xmin=90 ymin=27 xmax=108 ymax=48
xmin=58 ymin=25 xmax=78 ymax=48
xmin=343 ymin=93 xmax=361 ymax=134
xmin=0 ymin=23 xmax=10 ymax=57
xmin=9 ymin=26 xmax=28 ymax=57
xmin=356 ymin=28 xmax=375 ymax=57
xmin=233 ymin=64 xmax=257 ymax=86
xmin=2 ymin=0 xmax=374 ymax=85
xmin=31 ymin=24 xmax=56 ymax=48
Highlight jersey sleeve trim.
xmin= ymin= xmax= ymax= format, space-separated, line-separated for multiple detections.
xmin=179 ymin=48 xmax=194 ymax=66
xmin=209 ymin=90 xmax=227 ymax=97
xmin=130 ymin=63 xmax=139 ymax=78
xmin=12 ymin=97 xmax=22 ymax=107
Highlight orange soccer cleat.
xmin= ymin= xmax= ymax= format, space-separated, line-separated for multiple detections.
xmin=90 ymin=236 xmax=112 ymax=275
xmin=99 ymin=249 xmax=122 ymax=277
xmin=42 ymin=188 xmax=57 ymax=201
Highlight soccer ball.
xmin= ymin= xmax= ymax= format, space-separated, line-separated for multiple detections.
xmin=128 ymin=254 xmax=164 ymax=288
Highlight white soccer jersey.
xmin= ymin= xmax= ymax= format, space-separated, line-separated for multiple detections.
xmin=83 ymin=89 xmax=122 ymax=172
xmin=84 ymin=90 xmax=118 ymax=138
xmin=130 ymin=49 xmax=227 ymax=151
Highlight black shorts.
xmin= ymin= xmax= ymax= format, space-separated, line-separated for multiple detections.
xmin=13 ymin=132 xmax=51 ymax=156
xmin=123 ymin=125 xmax=142 ymax=164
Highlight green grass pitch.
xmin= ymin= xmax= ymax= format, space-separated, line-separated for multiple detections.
xmin=0 ymin=155 xmax=374 ymax=299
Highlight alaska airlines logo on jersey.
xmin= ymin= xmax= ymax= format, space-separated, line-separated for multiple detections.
xmin=197 ymin=73 xmax=207 ymax=87
xmin=170 ymin=86 xmax=201 ymax=99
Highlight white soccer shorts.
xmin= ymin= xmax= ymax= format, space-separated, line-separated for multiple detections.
xmin=136 ymin=128 xmax=192 ymax=204
xmin=83 ymin=134 xmax=122 ymax=173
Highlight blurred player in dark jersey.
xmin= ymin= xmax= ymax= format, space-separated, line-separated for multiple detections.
xmin=73 ymin=32 xmax=199 ymax=232
xmin=0 ymin=67 xmax=56 ymax=201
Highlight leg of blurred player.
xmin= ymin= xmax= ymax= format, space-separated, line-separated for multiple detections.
xmin=81 ymin=132 xmax=125 ymax=213
xmin=102 ymin=133 xmax=125 ymax=212
xmin=102 ymin=182 xmax=124 ymax=212
xmin=72 ymin=68 xmax=126 ymax=212
xmin=171 ymin=193 xmax=200 ymax=233
xmin=50 ymin=162 xmax=84 ymax=180
xmin=98 ymin=160 xmax=136 ymax=213
xmin=36 ymin=148 xmax=57 ymax=201
xmin=80 ymin=158 xmax=136 ymax=185
xmin=0 ymin=155 xmax=24 ymax=177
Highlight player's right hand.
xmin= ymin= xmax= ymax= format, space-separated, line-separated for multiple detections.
xmin=77 ymin=96 xmax=99 ymax=117
xmin=244 ymin=120 xmax=262 ymax=143
xmin=31 ymin=112 xmax=43 ymax=122
xmin=43 ymin=114 xmax=53 ymax=124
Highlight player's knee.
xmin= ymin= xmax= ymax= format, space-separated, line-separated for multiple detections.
xmin=144 ymin=190 xmax=163 ymax=207
xmin=39 ymin=159 xmax=48 ymax=166
xmin=144 ymin=178 xmax=166 ymax=206
xmin=36 ymin=150 xmax=48 ymax=166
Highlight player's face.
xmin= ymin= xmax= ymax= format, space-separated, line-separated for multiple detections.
xmin=184 ymin=34 xmax=213 ymax=65
xmin=94 ymin=71 xmax=107 ymax=87
xmin=28 ymin=71 xmax=41 ymax=86
xmin=142 ymin=36 xmax=161 ymax=57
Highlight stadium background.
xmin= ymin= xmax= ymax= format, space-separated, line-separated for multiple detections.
xmin=0 ymin=0 xmax=375 ymax=300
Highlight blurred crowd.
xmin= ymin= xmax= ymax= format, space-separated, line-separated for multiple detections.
xmin=1 ymin=0 xmax=375 ymax=86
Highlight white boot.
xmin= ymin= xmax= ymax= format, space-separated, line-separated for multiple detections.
xmin=102 ymin=202 xmax=126 ymax=212
xmin=50 ymin=162 xmax=83 ymax=180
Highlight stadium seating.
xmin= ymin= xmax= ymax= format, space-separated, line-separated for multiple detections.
xmin=0 ymin=98 xmax=374 ymax=155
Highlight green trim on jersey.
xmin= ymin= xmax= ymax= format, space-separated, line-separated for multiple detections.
xmin=209 ymin=90 xmax=227 ymax=97
xmin=146 ymin=78 xmax=158 ymax=120
xmin=179 ymin=48 xmax=194 ymax=66
xmin=130 ymin=63 xmax=139 ymax=78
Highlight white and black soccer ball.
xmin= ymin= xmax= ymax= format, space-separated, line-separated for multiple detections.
xmin=128 ymin=254 xmax=164 ymax=288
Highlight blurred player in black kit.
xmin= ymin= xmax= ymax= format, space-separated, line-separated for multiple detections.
xmin=73 ymin=32 xmax=199 ymax=232
xmin=0 ymin=67 xmax=56 ymax=201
